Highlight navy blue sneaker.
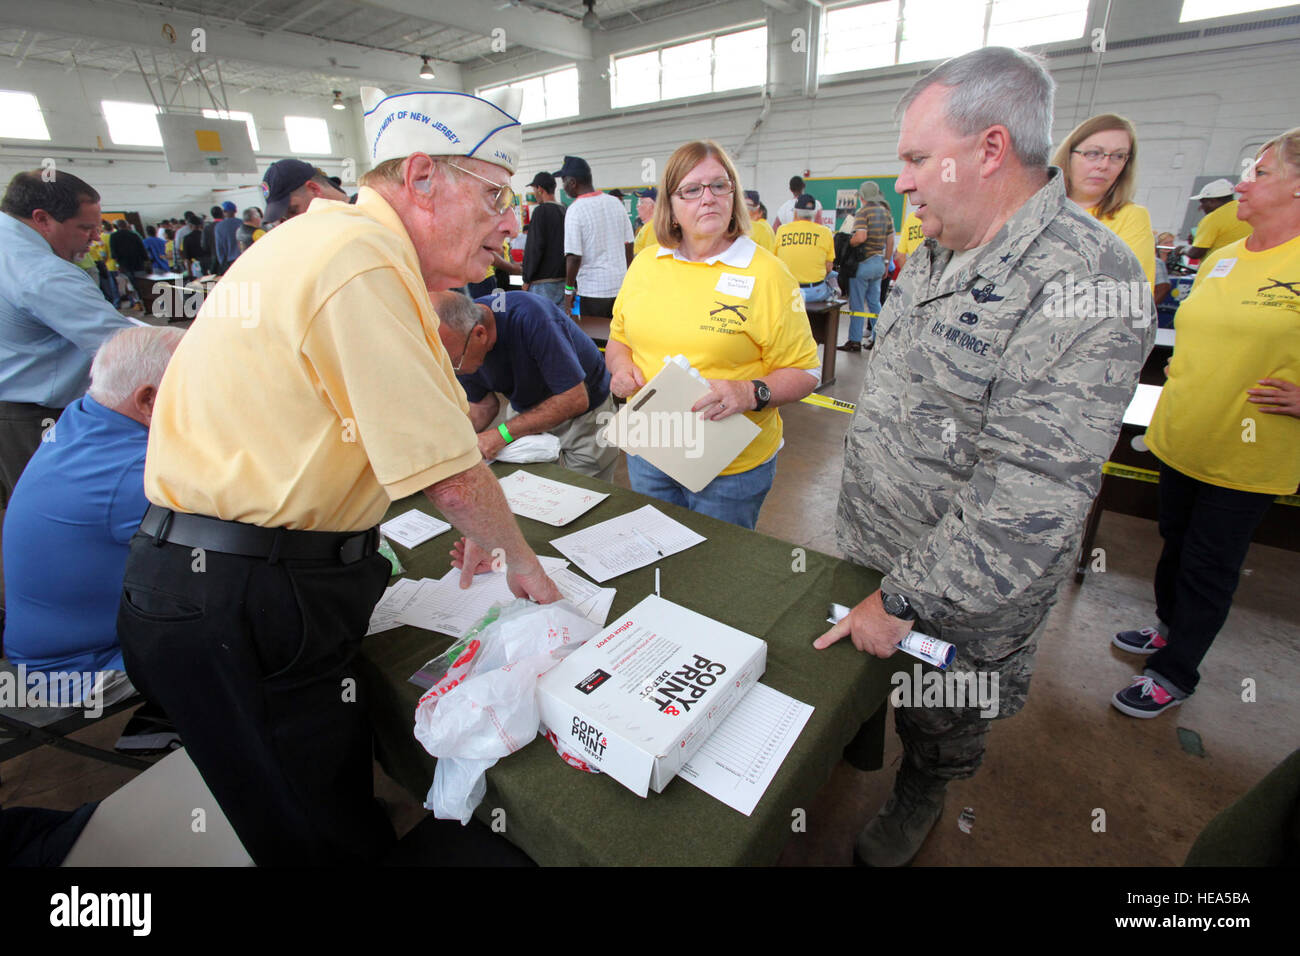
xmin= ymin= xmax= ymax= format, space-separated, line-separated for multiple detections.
xmin=1113 ymin=625 xmax=1167 ymax=656
xmin=1111 ymin=676 xmax=1182 ymax=719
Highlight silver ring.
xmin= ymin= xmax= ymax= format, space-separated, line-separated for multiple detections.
xmin=719 ymin=402 xmax=727 ymax=410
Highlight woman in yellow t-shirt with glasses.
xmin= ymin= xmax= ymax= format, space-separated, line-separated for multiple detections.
xmin=1052 ymin=113 xmax=1155 ymax=287
xmin=606 ymin=140 xmax=820 ymax=530
xmin=1111 ymin=128 xmax=1300 ymax=719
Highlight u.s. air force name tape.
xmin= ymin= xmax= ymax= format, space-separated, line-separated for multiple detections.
xmin=1102 ymin=462 xmax=1300 ymax=507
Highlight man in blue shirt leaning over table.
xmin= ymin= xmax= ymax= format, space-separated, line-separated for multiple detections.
xmin=431 ymin=289 xmax=618 ymax=481
xmin=3 ymin=326 xmax=183 ymax=731
xmin=0 ymin=170 xmax=136 ymax=509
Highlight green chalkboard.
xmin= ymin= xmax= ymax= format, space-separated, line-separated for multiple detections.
xmin=803 ymin=176 xmax=904 ymax=231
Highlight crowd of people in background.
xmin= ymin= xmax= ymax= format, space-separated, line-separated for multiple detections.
xmin=0 ymin=42 xmax=1294 ymax=869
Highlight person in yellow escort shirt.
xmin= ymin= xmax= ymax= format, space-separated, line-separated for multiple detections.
xmin=116 ymin=85 xmax=560 ymax=866
xmin=607 ymin=140 xmax=820 ymax=529
xmin=1052 ymin=113 xmax=1155 ymax=286
xmin=775 ymin=194 xmax=835 ymax=303
xmin=743 ymin=189 xmax=777 ymax=253
xmin=1111 ymin=129 xmax=1300 ymax=720
xmin=1186 ymin=178 xmax=1253 ymax=260
xmin=894 ymin=209 xmax=925 ymax=272
xmin=632 ymin=187 xmax=657 ymax=253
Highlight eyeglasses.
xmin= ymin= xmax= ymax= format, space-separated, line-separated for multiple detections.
xmin=673 ymin=179 xmax=735 ymax=201
xmin=444 ymin=160 xmax=516 ymax=214
xmin=453 ymin=317 xmax=483 ymax=372
xmin=1072 ymin=148 xmax=1130 ymax=165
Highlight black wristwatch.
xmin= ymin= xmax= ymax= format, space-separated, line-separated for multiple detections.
xmin=880 ymin=590 xmax=917 ymax=621
xmin=752 ymin=380 xmax=771 ymax=412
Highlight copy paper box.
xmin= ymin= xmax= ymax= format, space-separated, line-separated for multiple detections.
xmin=537 ymin=594 xmax=766 ymax=797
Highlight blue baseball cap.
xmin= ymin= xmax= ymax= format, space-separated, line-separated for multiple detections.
xmin=261 ymin=159 xmax=320 ymax=223
xmin=552 ymin=155 xmax=592 ymax=180
xmin=636 ymin=187 xmax=657 ymax=200
xmin=221 ymin=200 xmax=237 ymax=213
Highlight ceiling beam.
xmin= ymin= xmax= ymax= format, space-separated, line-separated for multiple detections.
xmin=0 ymin=0 xmax=464 ymax=91
xmin=357 ymin=0 xmax=593 ymax=60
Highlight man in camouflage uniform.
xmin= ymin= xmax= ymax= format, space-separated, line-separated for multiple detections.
xmin=815 ymin=46 xmax=1153 ymax=865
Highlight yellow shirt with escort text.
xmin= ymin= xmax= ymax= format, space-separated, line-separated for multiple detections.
xmin=897 ymin=212 xmax=925 ymax=258
xmin=749 ymin=218 xmax=777 ymax=254
xmin=144 ymin=186 xmax=480 ymax=531
xmin=774 ymin=220 xmax=834 ymax=284
xmin=633 ymin=220 xmax=657 ymax=255
xmin=611 ymin=239 xmax=820 ymax=475
xmin=1089 ymin=201 xmax=1156 ymax=287
xmin=1145 ymin=234 xmax=1300 ymax=495
xmin=1193 ymin=200 xmax=1253 ymax=255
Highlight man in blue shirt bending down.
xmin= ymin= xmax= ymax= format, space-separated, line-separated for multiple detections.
xmin=431 ymin=290 xmax=618 ymax=481
xmin=3 ymin=326 xmax=183 ymax=727
xmin=0 ymin=170 xmax=136 ymax=508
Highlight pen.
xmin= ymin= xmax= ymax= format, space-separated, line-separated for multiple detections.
xmin=632 ymin=529 xmax=664 ymax=557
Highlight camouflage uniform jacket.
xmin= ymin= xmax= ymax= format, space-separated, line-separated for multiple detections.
xmin=836 ymin=169 xmax=1154 ymax=635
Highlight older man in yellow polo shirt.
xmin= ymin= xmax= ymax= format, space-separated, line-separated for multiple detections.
xmin=117 ymin=85 xmax=560 ymax=866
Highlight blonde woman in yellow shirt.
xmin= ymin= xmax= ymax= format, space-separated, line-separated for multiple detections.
xmin=1110 ymin=129 xmax=1300 ymax=719
xmin=1052 ymin=113 xmax=1155 ymax=286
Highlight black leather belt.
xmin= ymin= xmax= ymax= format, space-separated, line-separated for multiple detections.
xmin=140 ymin=505 xmax=380 ymax=565
xmin=799 ymin=281 xmax=825 ymax=288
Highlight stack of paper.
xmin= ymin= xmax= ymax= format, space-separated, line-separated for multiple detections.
xmin=365 ymin=578 xmax=423 ymax=636
xmin=498 ymin=469 xmax=609 ymax=526
xmin=548 ymin=505 xmax=706 ymax=583
xmin=394 ymin=556 xmax=616 ymax=635
xmin=380 ymin=509 xmax=452 ymax=549
xmin=678 ymin=682 xmax=814 ymax=816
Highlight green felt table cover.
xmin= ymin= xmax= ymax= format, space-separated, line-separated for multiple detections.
xmin=358 ymin=463 xmax=892 ymax=866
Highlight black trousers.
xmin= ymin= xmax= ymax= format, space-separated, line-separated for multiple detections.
xmin=117 ymin=534 xmax=396 ymax=865
xmin=1150 ymin=463 xmax=1275 ymax=695
xmin=0 ymin=401 xmax=60 ymax=510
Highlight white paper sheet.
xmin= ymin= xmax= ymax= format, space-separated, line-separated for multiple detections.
xmin=549 ymin=567 xmax=616 ymax=627
xmin=498 ymin=469 xmax=609 ymax=526
xmin=678 ymin=682 xmax=814 ymax=816
xmin=395 ymin=556 xmax=569 ymax=637
xmin=548 ymin=505 xmax=706 ymax=583
xmin=365 ymin=578 xmax=423 ymax=636
xmin=380 ymin=510 xmax=452 ymax=549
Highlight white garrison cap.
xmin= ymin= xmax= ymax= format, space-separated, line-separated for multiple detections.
xmin=361 ymin=86 xmax=524 ymax=174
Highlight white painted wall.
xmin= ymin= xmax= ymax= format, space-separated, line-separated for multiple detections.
xmin=0 ymin=57 xmax=363 ymax=220
xmin=464 ymin=0 xmax=1300 ymax=237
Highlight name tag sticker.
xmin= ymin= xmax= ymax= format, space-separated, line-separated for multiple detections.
xmin=715 ymin=273 xmax=756 ymax=298
xmin=1207 ymin=257 xmax=1236 ymax=278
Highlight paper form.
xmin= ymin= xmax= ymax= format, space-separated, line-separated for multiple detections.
xmin=548 ymin=505 xmax=706 ymax=583
xmin=380 ymin=510 xmax=452 ymax=549
xmin=395 ymin=556 xmax=569 ymax=637
xmin=365 ymin=578 xmax=423 ymax=636
xmin=549 ymin=567 xmax=617 ymax=627
xmin=498 ymin=469 xmax=609 ymax=526
xmin=678 ymin=682 xmax=814 ymax=816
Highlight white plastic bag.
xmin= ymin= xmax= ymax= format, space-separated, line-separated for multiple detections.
xmin=413 ymin=598 xmax=598 ymax=824
xmin=492 ymin=433 xmax=561 ymax=464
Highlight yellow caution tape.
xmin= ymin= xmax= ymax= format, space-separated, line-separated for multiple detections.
xmin=1100 ymin=462 xmax=1159 ymax=483
xmin=800 ymin=393 xmax=857 ymax=414
xmin=1100 ymin=461 xmax=1298 ymax=506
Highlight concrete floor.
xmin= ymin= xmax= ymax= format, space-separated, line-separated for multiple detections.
xmin=3 ymin=319 xmax=1296 ymax=866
